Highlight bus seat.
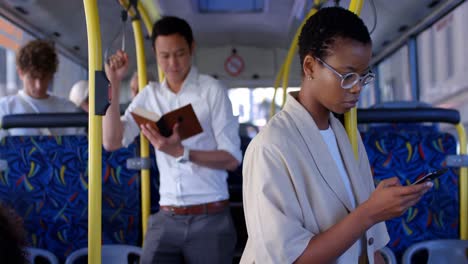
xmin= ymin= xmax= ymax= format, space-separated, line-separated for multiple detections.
xmin=102 ymin=142 xmax=141 ymax=246
xmin=401 ymin=239 xmax=468 ymax=264
xmin=26 ymin=247 xmax=59 ymax=264
xmin=369 ymin=101 xmax=433 ymax=109
xmin=362 ymin=126 xmax=459 ymax=260
xmin=65 ymin=244 xmax=142 ymax=264
xmin=0 ymin=136 xmax=141 ymax=262
xmin=379 ymin=246 xmax=397 ymax=264
xmin=360 ymin=123 xmax=439 ymax=133
xmin=128 ymin=136 xmax=160 ymax=215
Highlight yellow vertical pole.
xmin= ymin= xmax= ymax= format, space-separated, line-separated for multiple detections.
xmin=280 ymin=7 xmax=319 ymax=108
xmin=345 ymin=0 xmax=364 ymax=159
xmin=137 ymin=2 xmax=155 ymax=36
xmin=118 ymin=0 xmax=162 ymax=239
xmin=131 ymin=18 xmax=151 ymax=238
xmin=270 ymin=63 xmax=285 ymax=118
xmin=456 ymin=123 xmax=467 ymax=239
xmin=83 ymin=0 xmax=103 ymax=263
xmin=137 ymin=2 xmax=164 ymax=84
xmin=349 ymin=0 xmax=364 ymax=14
xmin=270 ymin=0 xmax=325 ymax=117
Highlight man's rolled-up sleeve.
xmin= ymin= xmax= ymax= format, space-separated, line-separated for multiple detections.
xmin=208 ymin=83 xmax=242 ymax=163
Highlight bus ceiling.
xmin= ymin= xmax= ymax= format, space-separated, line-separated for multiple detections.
xmin=0 ymin=0 xmax=458 ymax=76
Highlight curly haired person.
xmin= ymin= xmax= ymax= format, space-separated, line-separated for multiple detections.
xmin=0 ymin=40 xmax=84 ymax=138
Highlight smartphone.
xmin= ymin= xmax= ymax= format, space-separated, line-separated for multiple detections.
xmin=411 ymin=168 xmax=449 ymax=185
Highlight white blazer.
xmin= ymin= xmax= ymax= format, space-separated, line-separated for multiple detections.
xmin=241 ymin=93 xmax=389 ymax=264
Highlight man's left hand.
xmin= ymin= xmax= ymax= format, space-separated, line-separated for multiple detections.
xmin=141 ymin=123 xmax=184 ymax=157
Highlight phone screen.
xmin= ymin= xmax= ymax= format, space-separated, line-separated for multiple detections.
xmin=411 ymin=168 xmax=449 ymax=185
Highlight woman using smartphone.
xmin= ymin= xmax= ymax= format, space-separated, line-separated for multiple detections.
xmin=241 ymin=7 xmax=433 ymax=264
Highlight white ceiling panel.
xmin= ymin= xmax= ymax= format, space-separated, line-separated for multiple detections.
xmin=0 ymin=0 xmax=457 ymax=72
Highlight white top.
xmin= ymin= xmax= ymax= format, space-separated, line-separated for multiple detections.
xmin=0 ymin=90 xmax=85 ymax=139
xmin=320 ymin=126 xmax=362 ymax=258
xmin=320 ymin=127 xmax=357 ymax=208
xmin=122 ymin=67 xmax=242 ymax=206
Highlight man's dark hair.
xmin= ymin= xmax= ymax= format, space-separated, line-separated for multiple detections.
xmin=0 ymin=205 xmax=28 ymax=263
xmin=16 ymin=39 xmax=58 ymax=79
xmin=151 ymin=16 xmax=194 ymax=50
xmin=298 ymin=7 xmax=371 ymax=68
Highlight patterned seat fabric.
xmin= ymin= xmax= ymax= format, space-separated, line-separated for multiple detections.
xmin=362 ymin=126 xmax=459 ymax=260
xmin=0 ymin=136 xmax=142 ymax=262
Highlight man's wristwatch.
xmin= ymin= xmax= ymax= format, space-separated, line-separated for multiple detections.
xmin=176 ymin=147 xmax=190 ymax=163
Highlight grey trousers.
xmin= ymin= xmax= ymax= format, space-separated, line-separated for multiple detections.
xmin=140 ymin=208 xmax=237 ymax=264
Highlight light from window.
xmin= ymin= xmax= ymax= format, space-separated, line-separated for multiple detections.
xmin=198 ymin=0 xmax=264 ymax=13
xmin=228 ymin=87 xmax=300 ymax=126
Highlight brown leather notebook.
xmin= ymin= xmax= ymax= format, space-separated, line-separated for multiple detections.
xmin=131 ymin=104 xmax=203 ymax=140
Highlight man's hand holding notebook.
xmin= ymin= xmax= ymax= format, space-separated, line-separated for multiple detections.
xmin=131 ymin=104 xmax=203 ymax=140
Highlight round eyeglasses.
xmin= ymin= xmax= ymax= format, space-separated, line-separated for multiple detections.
xmin=315 ymin=57 xmax=375 ymax=89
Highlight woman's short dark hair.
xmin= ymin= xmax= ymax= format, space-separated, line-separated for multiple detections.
xmin=0 ymin=205 xmax=28 ymax=263
xmin=298 ymin=7 xmax=371 ymax=68
xmin=16 ymin=40 xmax=58 ymax=79
xmin=151 ymin=16 xmax=194 ymax=50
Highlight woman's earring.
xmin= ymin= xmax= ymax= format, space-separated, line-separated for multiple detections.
xmin=307 ymin=75 xmax=313 ymax=81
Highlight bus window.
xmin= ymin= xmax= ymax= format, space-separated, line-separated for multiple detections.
xmin=377 ymin=45 xmax=412 ymax=102
xmin=229 ymin=87 xmax=299 ymax=127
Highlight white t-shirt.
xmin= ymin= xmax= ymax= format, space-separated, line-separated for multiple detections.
xmin=122 ymin=67 xmax=242 ymax=206
xmin=0 ymin=90 xmax=85 ymax=138
xmin=320 ymin=126 xmax=362 ymax=257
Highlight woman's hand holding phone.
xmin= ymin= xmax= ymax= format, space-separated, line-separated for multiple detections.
xmin=359 ymin=177 xmax=433 ymax=225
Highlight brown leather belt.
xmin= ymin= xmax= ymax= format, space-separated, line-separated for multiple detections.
xmin=160 ymin=200 xmax=229 ymax=215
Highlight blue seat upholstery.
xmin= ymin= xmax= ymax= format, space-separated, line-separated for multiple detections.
xmin=0 ymin=131 xmax=244 ymax=262
xmin=362 ymin=126 xmax=459 ymax=260
xmin=0 ymin=136 xmax=142 ymax=262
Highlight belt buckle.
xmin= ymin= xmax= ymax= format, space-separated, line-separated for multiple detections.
xmin=176 ymin=206 xmax=188 ymax=214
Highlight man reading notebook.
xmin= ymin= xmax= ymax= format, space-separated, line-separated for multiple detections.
xmin=131 ymin=104 xmax=203 ymax=140
xmin=103 ymin=16 xmax=242 ymax=264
